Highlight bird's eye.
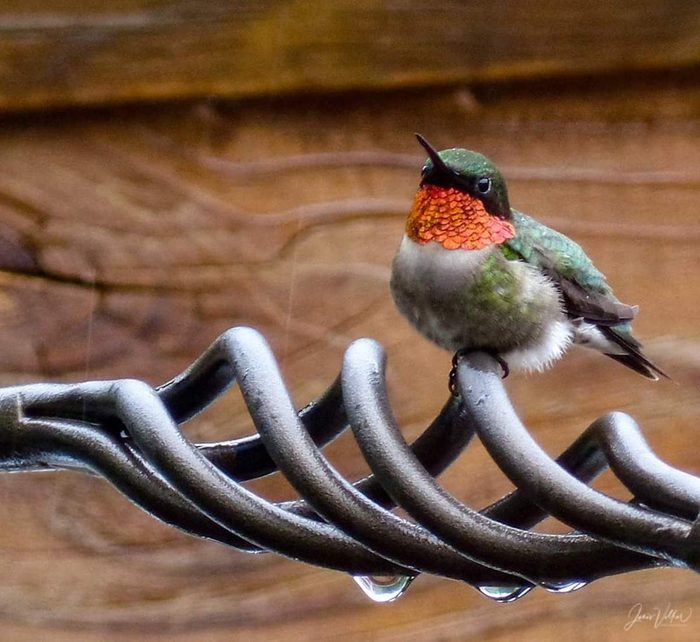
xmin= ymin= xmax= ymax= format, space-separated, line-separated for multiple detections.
xmin=476 ymin=177 xmax=491 ymax=194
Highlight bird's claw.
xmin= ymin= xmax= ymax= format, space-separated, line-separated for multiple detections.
xmin=448 ymin=368 xmax=458 ymax=395
xmin=449 ymin=349 xmax=509 ymax=394
xmin=493 ymin=354 xmax=510 ymax=379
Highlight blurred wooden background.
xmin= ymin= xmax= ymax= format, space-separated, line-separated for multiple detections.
xmin=0 ymin=1 xmax=699 ymax=640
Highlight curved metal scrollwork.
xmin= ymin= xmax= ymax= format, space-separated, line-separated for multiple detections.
xmin=0 ymin=327 xmax=697 ymax=602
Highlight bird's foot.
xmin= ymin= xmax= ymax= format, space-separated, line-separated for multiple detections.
xmin=449 ymin=348 xmax=509 ymax=394
xmin=491 ymin=353 xmax=510 ymax=379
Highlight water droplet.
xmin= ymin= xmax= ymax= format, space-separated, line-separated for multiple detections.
xmin=541 ymin=580 xmax=587 ymax=594
xmin=352 ymin=574 xmax=415 ymax=603
xmin=476 ymin=584 xmax=533 ymax=603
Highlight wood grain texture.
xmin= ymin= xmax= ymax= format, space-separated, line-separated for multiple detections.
xmin=0 ymin=71 xmax=698 ymax=640
xmin=0 ymin=0 xmax=699 ymax=111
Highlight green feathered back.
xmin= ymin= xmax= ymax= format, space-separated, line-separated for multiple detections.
xmin=504 ymin=210 xmax=613 ymax=295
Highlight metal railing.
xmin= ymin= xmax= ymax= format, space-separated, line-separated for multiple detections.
xmin=0 ymin=327 xmax=697 ymax=602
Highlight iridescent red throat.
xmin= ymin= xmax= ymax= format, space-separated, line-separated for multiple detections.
xmin=406 ymin=185 xmax=515 ymax=250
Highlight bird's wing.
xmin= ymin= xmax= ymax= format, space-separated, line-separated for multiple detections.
xmin=502 ymin=210 xmax=668 ymax=380
xmin=502 ymin=210 xmax=638 ymax=325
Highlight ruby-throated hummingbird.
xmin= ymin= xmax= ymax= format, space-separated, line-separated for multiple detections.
xmin=390 ymin=134 xmax=667 ymax=380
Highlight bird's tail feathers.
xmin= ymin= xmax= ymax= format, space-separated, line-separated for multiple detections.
xmin=600 ymin=326 xmax=669 ymax=381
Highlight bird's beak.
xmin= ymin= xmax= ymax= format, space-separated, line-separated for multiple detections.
xmin=415 ymin=133 xmax=452 ymax=178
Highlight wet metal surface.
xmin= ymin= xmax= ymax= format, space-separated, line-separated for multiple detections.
xmin=0 ymin=327 xmax=697 ymax=593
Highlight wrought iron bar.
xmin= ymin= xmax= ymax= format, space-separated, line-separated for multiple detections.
xmin=0 ymin=326 xmax=697 ymax=601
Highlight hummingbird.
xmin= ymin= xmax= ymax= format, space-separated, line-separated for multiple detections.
xmin=390 ymin=134 xmax=667 ymax=382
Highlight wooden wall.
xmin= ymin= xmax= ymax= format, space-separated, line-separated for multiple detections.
xmin=0 ymin=2 xmax=698 ymax=640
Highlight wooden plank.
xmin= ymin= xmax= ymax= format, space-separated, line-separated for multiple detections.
xmin=0 ymin=73 xmax=698 ymax=639
xmin=0 ymin=0 xmax=699 ymax=111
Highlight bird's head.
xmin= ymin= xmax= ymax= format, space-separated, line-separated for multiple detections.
xmin=406 ymin=134 xmax=515 ymax=250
